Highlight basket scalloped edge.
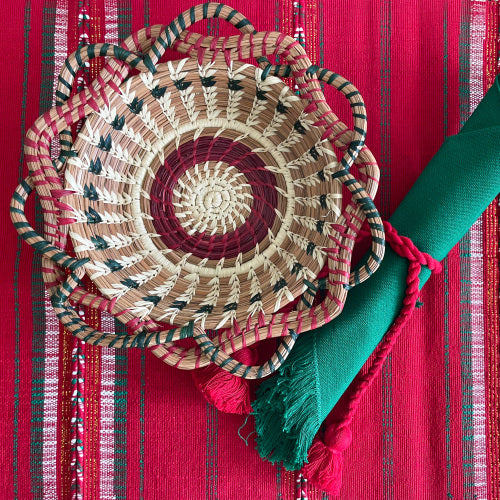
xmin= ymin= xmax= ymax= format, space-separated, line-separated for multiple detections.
xmin=11 ymin=2 xmax=385 ymax=379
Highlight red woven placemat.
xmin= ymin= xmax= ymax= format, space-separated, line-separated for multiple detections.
xmin=1 ymin=1 xmax=498 ymax=499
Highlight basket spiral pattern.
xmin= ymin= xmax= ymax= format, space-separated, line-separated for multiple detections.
xmin=11 ymin=3 xmax=385 ymax=378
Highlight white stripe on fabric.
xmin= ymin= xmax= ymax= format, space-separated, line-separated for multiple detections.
xmin=98 ymin=323 xmax=116 ymax=500
xmin=469 ymin=2 xmax=488 ymax=497
xmin=99 ymin=5 xmax=120 ymax=499
xmin=43 ymin=1 xmax=69 ymax=497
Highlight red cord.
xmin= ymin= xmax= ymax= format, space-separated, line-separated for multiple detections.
xmin=301 ymin=221 xmax=443 ymax=495
xmin=342 ymin=221 xmax=441 ymax=422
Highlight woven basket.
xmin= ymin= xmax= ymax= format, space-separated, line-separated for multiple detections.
xmin=11 ymin=3 xmax=384 ymax=378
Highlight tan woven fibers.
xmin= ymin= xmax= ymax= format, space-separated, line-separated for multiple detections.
xmin=64 ymin=58 xmax=341 ymax=331
xmin=11 ymin=3 xmax=385 ymax=376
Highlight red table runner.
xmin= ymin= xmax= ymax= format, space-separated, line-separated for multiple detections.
xmin=1 ymin=1 xmax=499 ymax=498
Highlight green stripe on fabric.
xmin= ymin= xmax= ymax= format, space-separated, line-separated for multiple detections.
xmin=319 ymin=12 xmax=329 ymax=486
xmin=443 ymin=260 xmax=453 ymax=497
xmin=117 ymin=0 xmax=132 ymax=45
xmin=382 ymin=352 xmax=394 ymax=500
xmin=139 ymin=352 xmax=146 ymax=499
xmin=114 ymin=4 xmax=132 ymax=497
xmin=114 ymin=346 xmax=128 ymax=500
xmin=276 ymin=463 xmax=283 ymax=499
xmin=458 ymin=1 xmax=471 ymax=129
xmin=76 ymin=0 xmax=89 ymax=91
xmin=143 ymin=0 xmax=150 ymax=26
xmin=380 ymin=0 xmax=392 ymax=219
xmin=274 ymin=4 xmax=288 ymax=498
xmin=207 ymin=12 xmax=220 ymax=38
xmin=459 ymin=237 xmax=475 ymax=495
xmin=442 ymin=5 xmax=453 ymax=498
xmin=206 ymin=402 xmax=218 ymax=500
xmin=458 ymin=1 xmax=474 ymax=496
xmin=380 ymin=1 xmax=394 ymax=498
xmin=29 ymin=1 xmax=56 ymax=496
xmin=13 ymin=5 xmax=32 ymax=495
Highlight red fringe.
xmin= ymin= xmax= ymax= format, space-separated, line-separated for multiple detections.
xmin=192 ymin=346 xmax=258 ymax=414
xmin=301 ymin=424 xmax=352 ymax=497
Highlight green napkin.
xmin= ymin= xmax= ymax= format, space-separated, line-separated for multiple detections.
xmin=253 ymin=75 xmax=500 ymax=470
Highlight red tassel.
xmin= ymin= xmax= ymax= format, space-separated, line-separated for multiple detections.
xmin=192 ymin=346 xmax=258 ymax=414
xmin=301 ymin=424 xmax=352 ymax=496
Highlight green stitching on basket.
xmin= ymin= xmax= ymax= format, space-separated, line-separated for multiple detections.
xmin=214 ymin=3 xmax=224 ymax=18
xmin=174 ymin=78 xmax=192 ymax=91
xmin=151 ymin=85 xmax=167 ymax=98
xmin=169 ymin=20 xmax=180 ymax=38
xmin=91 ymin=235 xmax=107 ymax=249
xmin=97 ymin=135 xmax=112 ymax=151
xmin=121 ymin=278 xmax=139 ymax=289
xmin=127 ymin=96 xmax=144 ymax=114
xmin=110 ymin=115 xmax=125 ymax=130
xmin=200 ymin=75 xmax=216 ymax=87
xmin=83 ymin=184 xmax=98 ymax=201
xmin=89 ymin=158 xmax=102 ymax=174
xmin=141 ymin=295 xmax=161 ymax=306
xmin=85 ymin=207 xmax=101 ymax=224
xmin=261 ymin=64 xmax=272 ymax=80
xmin=273 ymin=278 xmax=288 ymax=293
xmin=306 ymin=241 xmax=316 ymax=255
xmin=177 ymin=13 xmax=186 ymax=31
xmin=104 ymin=259 xmax=123 ymax=272
xmin=230 ymin=362 xmax=243 ymax=375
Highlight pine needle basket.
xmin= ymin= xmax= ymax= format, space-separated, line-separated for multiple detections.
xmin=11 ymin=3 xmax=385 ymax=379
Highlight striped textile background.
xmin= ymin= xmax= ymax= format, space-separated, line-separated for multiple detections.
xmin=0 ymin=0 xmax=498 ymax=499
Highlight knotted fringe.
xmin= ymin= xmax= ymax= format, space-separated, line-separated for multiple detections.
xmin=192 ymin=345 xmax=258 ymax=414
xmin=252 ymin=338 xmax=322 ymax=470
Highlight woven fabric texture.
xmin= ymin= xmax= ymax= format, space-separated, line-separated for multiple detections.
xmin=1 ymin=1 xmax=499 ymax=499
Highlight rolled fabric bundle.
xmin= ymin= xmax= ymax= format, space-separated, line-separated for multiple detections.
xmin=253 ymin=74 xmax=500 ymax=470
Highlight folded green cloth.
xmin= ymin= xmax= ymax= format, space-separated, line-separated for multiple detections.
xmin=253 ymin=74 xmax=500 ymax=470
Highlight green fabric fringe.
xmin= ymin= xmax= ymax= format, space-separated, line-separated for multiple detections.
xmin=252 ymin=334 xmax=321 ymax=470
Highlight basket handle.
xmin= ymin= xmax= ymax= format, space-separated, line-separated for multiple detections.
xmin=143 ymin=3 xmax=257 ymax=72
xmin=11 ymin=176 xmax=182 ymax=348
xmin=192 ymin=325 xmax=298 ymax=379
xmin=11 ymin=178 xmax=89 ymax=273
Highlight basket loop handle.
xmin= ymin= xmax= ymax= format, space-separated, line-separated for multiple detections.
xmin=192 ymin=325 xmax=298 ymax=379
xmin=143 ymin=3 xmax=257 ymax=73
xmin=266 ymin=64 xmax=385 ymax=287
xmin=11 ymin=177 xmax=89 ymax=273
